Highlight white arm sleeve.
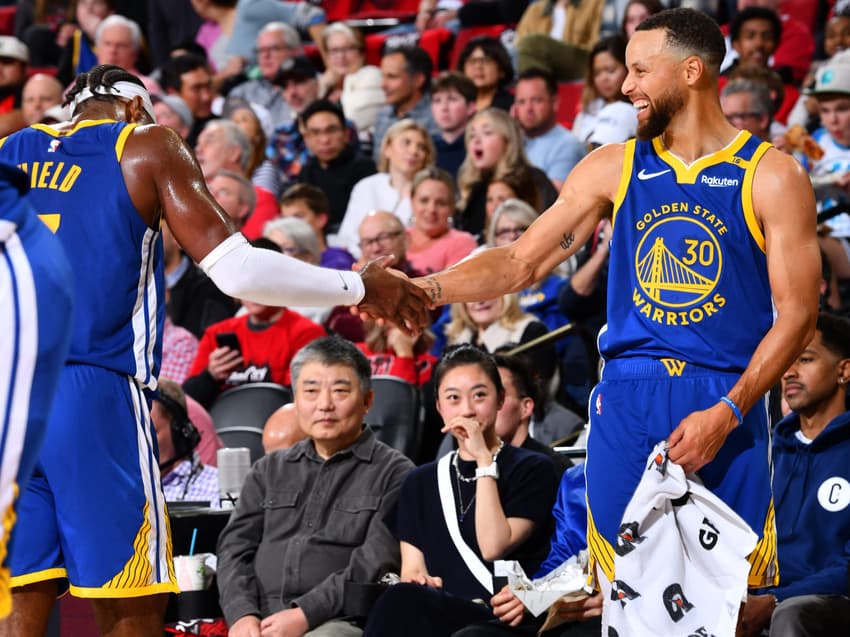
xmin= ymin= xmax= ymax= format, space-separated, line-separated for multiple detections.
xmin=199 ymin=234 xmax=365 ymax=307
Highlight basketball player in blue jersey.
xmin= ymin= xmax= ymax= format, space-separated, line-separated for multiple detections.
xmin=412 ymin=8 xmax=821 ymax=631
xmin=0 ymin=65 xmax=430 ymax=637
xmin=0 ymin=162 xmax=73 ymax=620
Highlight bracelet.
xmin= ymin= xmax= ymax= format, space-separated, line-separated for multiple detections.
xmin=719 ymin=396 xmax=743 ymax=426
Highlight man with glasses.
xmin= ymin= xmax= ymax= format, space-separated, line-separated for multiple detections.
xmin=298 ymin=100 xmax=375 ymax=232
xmin=721 ymin=78 xmax=773 ymax=142
xmin=229 ymin=22 xmax=302 ymax=126
xmin=357 ymin=210 xmax=424 ymax=278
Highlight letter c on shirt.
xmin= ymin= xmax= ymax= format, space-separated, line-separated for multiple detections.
xmin=817 ymin=477 xmax=850 ymax=512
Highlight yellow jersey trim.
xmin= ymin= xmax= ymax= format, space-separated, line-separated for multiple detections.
xmin=70 ymin=581 xmax=179 ymax=598
xmin=10 ymin=567 xmax=68 ymax=588
xmin=586 ymin=501 xmax=615 ymax=583
xmin=71 ymin=30 xmax=81 ymax=70
xmin=652 ymin=131 xmax=751 ymax=184
xmin=747 ymin=499 xmax=779 ymax=588
xmin=115 ymin=123 xmax=137 ymax=161
xmin=0 ymin=136 xmax=7 ymax=151
xmin=31 ymin=119 xmax=118 ymax=137
xmin=741 ymin=141 xmax=770 ymax=254
xmin=612 ymin=139 xmax=636 ymax=230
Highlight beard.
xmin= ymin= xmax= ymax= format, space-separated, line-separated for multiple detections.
xmin=636 ymin=86 xmax=685 ymax=141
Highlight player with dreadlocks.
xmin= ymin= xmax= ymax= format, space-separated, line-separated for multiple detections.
xmin=0 ymin=65 xmax=429 ymax=637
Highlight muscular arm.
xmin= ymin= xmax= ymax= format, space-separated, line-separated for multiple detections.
xmin=668 ymin=149 xmax=820 ymax=470
xmin=415 ymin=144 xmax=622 ymax=306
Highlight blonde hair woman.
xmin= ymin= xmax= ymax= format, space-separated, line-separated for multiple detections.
xmin=456 ymin=108 xmax=557 ymax=240
xmin=338 ymin=119 xmax=436 ymax=256
xmin=444 ymin=291 xmax=557 ymax=382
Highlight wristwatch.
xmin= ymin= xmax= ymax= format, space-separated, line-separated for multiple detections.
xmin=475 ymin=462 xmax=499 ymax=480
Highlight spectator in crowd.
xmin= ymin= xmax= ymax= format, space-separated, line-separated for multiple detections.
xmin=195 ymin=118 xmax=279 ymax=239
xmin=148 ymin=0 xmax=202 ymax=68
xmin=571 ymin=35 xmax=630 ymax=145
xmin=357 ymin=210 xmax=424 ymax=278
xmin=280 ymin=183 xmax=356 ymax=271
xmin=161 ymin=316 xmax=200 ymax=385
xmin=485 ymin=172 xmax=541 ymax=221
xmin=512 ymin=68 xmax=584 ymax=189
xmin=94 ymin=15 xmax=160 ymax=94
xmin=620 ymin=0 xmax=663 ymax=40
xmin=162 ymin=221 xmax=237 ymax=339
xmin=261 ymin=403 xmax=307 ymax=454
xmin=515 ymin=0 xmax=605 ymax=81
xmin=153 ymin=378 xmax=219 ymax=505
xmin=161 ymin=53 xmax=216 ymax=145
xmin=356 ymin=320 xmax=437 ymax=387
xmin=430 ymin=71 xmax=477 ymax=178
xmin=216 ymin=336 xmax=414 ymax=637
xmin=415 ymin=0 xmax=529 ymax=33
xmin=183 ymin=240 xmax=327 ymax=407
xmin=740 ymin=313 xmax=850 ymax=636
xmin=222 ymin=97 xmax=282 ymax=198
xmin=228 ymin=22 xmax=301 ymax=126
xmin=152 ymin=94 xmax=194 ymax=140
xmin=320 ymin=22 xmax=385 ymax=145
xmin=374 ymin=45 xmax=439 ymax=162
xmin=726 ymin=6 xmax=782 ymax=73
xmin=0 ymin=36 xmax=28 ymax=136
xmin=298 ymin=99 xmax=376 ymax=233
xmin=209 ymin=169 xmax=257 ymax=233
xmin=721 ymin=78 xmax=774 ymax=141
xmin=339 ymin=119 xmax=436 ymax=257
xmin=13 ymin=0 xmax=72 ymax=68
xmin=406 ymin=167 xmax=477 ymax=275
xmin=456 ymin=35 xmax=515 ymax=112
xmin=266 ymin=54 xmax=324 ymax=184
xmin=190 ymin=0 xmax=241 ymax=79
xmin=20 ymin=72 xmax=63 ymax=125
xmin=56 ymin=0 xmax=113 ymax=86
xmin=263 ymin=217 xmax=338 ymax=326
xmin=444 ymin=292 xmax=557 ymax=384
xmin=457 ymin=108 xmax=558 ymax=238
xmin=364 ymin=345 xmax=558 ymax=637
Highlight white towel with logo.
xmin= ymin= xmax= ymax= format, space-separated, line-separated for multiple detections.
xmin=601 ymin=442 xmax=757 ymax=637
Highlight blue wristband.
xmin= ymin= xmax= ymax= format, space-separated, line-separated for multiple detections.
xmin=720 ymin=396 xmax=743 ymax=425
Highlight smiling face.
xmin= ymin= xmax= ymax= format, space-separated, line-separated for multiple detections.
xmin=464 ymin=297 xmax=504 ymax=331
xmin=825 ymin=16 xmax=850 ymax=58
xmin=732 ymin=17 xmax=776 ymax=67
xmin=294 ymin=361 xmax=373 ymax=457
xmin=412 ymin=178 xmax=454 ymax=237
xmin=467 ymin=114 xmax=507 ymax=171
xmin=622 ymin=29 xmax=686 ymax=141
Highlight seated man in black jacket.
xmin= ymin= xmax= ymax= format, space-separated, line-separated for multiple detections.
xmin=217 ymin=337 xmax=414 ymax=637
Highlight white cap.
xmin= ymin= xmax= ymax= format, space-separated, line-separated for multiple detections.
xmin=0 ymin=36 xmax=28 ymax=64
xmin=808 ymin=50 xmax=850 ymax=97
xmin=589 ymin=101 xmax=638 ymax=146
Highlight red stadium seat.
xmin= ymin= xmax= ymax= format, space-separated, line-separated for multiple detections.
xmin=0 ymin=6 xmax=15 ymax=36
xmin=364 ymin=28 xmax=453 ymax=72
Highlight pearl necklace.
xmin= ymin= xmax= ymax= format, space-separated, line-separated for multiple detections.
xmin=452 ymin=438 xmax=504 ymax=483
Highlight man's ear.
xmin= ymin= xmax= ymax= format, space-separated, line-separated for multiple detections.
xmin=683 ymin=55 xmax=706 ymax=86
xmin=317 ymin=211 xmax=329 ymax=230
xmin=520 ymin=397 xmax=534 ymax=422
xmin=126 ymin=95 xmax=153 ymax=124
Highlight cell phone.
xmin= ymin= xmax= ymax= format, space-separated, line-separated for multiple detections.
xmin=215 ymin=332 xmax=241 ymax=353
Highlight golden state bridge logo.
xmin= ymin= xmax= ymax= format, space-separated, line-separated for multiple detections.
xmin=633 ymin=214 xmax=726 ymax=326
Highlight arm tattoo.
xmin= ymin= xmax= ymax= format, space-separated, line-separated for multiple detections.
xmin=424 ymin=276 xmax=443 ymax=305
xmin=560 ymin=232 xmax=575 ymax=250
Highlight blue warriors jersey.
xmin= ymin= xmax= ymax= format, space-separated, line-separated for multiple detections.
xmin=0 ymin=120 xmax=164 ymax=388
xmin=600 ymin=132 xmax=774 ymax=372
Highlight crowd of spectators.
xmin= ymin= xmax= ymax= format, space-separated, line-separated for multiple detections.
xmin=6 ymin=0 xmax=850 ymax=635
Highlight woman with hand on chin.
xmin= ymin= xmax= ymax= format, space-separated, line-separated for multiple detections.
xmin=364 ymin=345 xmax=557 ymax=637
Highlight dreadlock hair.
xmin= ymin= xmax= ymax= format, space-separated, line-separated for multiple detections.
xmin=64 ymin=65 xmax=146 ymax=115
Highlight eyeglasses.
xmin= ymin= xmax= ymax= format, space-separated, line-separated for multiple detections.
xmin=281 ymin=245 xmax=304 ymax=257
xmin=494 ymin=225 xmax=528 ymax=241
xmin=303 ymin=124 xmax=344 ymax=138
xmin=725 ymin=112 xmax=762 ymax=123
xmin=254 ymin=44 xmax=288 ymax=56
xmin=327 ymin=45 xmax=359 ymax=56
xmin=359 ymin=230 xmax=403 ymax=250
xmin=464 ymin=55 xmax=497 ymax=68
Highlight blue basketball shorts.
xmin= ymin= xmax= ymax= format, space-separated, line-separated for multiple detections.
xmin=585 ymin=357 xmax=777 ymax=588
xmin=8 ymin=364 xmax=177 ymax=597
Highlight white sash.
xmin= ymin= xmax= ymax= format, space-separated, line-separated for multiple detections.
xmin=436 ymin=452 xmax=494 ymax=594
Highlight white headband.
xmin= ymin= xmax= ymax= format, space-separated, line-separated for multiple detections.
xmin=72 ymin=81 xmax=156 ymax=121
